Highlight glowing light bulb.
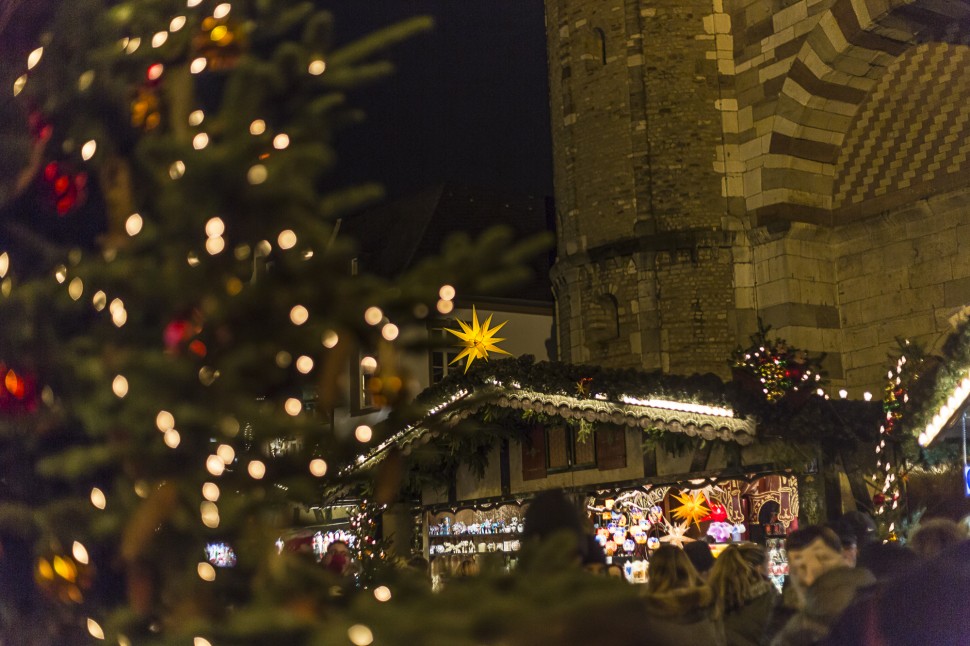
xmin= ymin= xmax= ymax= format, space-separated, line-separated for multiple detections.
xmin=152 ymin=31 xmax=168 ymax=47
xmin=163 ymin=429 xmax=180 ymax=448
xmin=92 ymin=291 xmax=106 ymax=311
xmin=194 ymin=638 xmax=212 ymax=646
xmin=193 ymin=133 xmax=209 ymax=149
xmin=247 ymin=165 xmax=267 ymax=184
xmin=202 ymin=482 xmax=220 ymax=501
xmin=205 ymin=217 xmax=225 ymax=237
xmin=355 ymin=425 xmax=373 ymax=443
xmin=126 ymin=213 xmax=143 ymax=236
xmin=190 ymin=57 xmax=207 ymax=74
xmin=68 ymin=278 xmax=83 ymax=301
xmin=373 ymin=586 xmax=391 ymax=602
xmin=197 ymin=562 xmax=216 ymax=581
xmin=169 ymin=160 xmax=186 ymax=179
xmin=0 ymin=253 xmax=8 ymax=278
xmin=112 ymin=375 xmax=129 ymax=398
xmin=13 ymin=75 xmax=26 ymax=96
xmin=322 ymin=330 xmax=339 ymax=348
xmin=248 ymin=460 xmax=266 ymax=479
xmin=309 ymin=458 xmax=327 ymax=477
xmin=87 ymin=618 xmax=105 ymax=640
xmin=72 ymin=541 xmax=89 ymax=565
xmin=213 ymin=3 xmax=231 ymax=19
xmin=439 ymin=284 xmax=455 ymax=300
xmin=187 ymin=0 xmax=202 ymax=6
xmin=90 ymin=487 xmax=106 ymax=509
xmin=437 ymin=299 xmax=454 ymax=314
xmin=125 ymin=37 xmax=141 ymax=54
xmin=364 ymin=307 xmax=383 ymax=325
xmin=206 ymin=454 xmax=225 ymax=476
xmin=156 ymin=410 xmax=175 ymax=432
xmin=296 ymin=355 xmax=314 ymax=373
xmin=200 ymin=501 xmax=219 ymax=527
xmin=838 ymin=389 xmax=847 ymax=398
xmin=290 ymin=305 xmax=308 ymax=325
xmin=27 ymin=47 xmax=44 ymax=70
xmin=347 ymin=625 xmax=374 ymax=646
xmin=206 ymin=237 xmax=225 ymax=255
xmin=170 ymin=16 xmax=186 ymax=31
xmin=308 ymin=59 xmax=326 ymax=75
xmin=278 ymin=230 xmax=296 ymax=249
xmin=81 ymin=140 xmax=97 ymax=161
xmin=189 ymin=110 xmax=205 ymax=126
xmin=216 ymin=444 xmax=235 ymax=465
xmin=273 ymin=133 xmax=290 ymax=149
xmin=249 ymin=119 xmax=266 ymax=135
xmin=360 ymin=356 xmax=377 ymax=374
xmin=284 ymin=398 xmax=302 ymax=416
xmin=382 ymin=323 xmax=399 ymax=341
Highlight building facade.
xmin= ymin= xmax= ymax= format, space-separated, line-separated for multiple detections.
xmin=545 ymin=0 xmax=970 ymax=394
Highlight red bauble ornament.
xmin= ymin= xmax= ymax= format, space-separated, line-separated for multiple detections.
xmin=872 ymin=493 xmax=886 ymax=506
xmin=0 ymin=363 xmax=38 ymax=414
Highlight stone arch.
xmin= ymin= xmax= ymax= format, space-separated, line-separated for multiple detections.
xmin=586 ymin=292 xmax=620 ymax=344
xmin=756 ymin=0 xmax=970 ymax=224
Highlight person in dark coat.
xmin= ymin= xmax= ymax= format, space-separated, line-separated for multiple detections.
xmin=644 ymin=545 xmax=726 ymax=646
xmin=770 ymin=526 xmax=874 ymax=646
xmin=708 ymin=543 xmax=777 ymax=646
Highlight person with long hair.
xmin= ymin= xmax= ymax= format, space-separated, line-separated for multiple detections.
xmin=708 ymin=544 xmax=777 ymax=646
xmin=643 ymin=545 xmax=726 ymax=645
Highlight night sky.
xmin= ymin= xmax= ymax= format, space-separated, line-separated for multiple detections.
xmin=325 ymin=1 xmax=553 ymax=199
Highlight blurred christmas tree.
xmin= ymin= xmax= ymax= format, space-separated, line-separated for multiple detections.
xmin=0 ymin=1 xmax=557 ymax=643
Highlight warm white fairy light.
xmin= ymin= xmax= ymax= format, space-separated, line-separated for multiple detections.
xmin=169 ymin=160 xmax=186 ymax=179
xmin=170 ymin=15 xmax=186 ymax=31
xmin=255 ymin=240 xmax=272 ymax=257
xmin=273 ymin=133 xmax=290 ymax=150
xmin=112 ymin=375 xmax=129 ymax=398
xmin=308 ymin=59 xmax=326 ymax=75
xmin=87 ymin=618 xmax=105 ymax=640
xmin=81 ymin=140 xmax=97 ymax=161
xmin=322 ymin=330 xmax=339 ymax=348
xmin=13 ymin=75 xmax=26 ymax=96
xmin=197 ymin=562 xmax=216 ymax=581
xmin=437 ymin=299 xmax=454 ymax=314
xmin=373 ymin=586 xmax=392 ymax=602
xmin=78 ymin=70 xmax=95 ymax=91
xmin=309 ymin=458 xmax=327 ymax=477
xmin=200 ymin=501 xmax=219 ymax=527
xmin=148 ymin=63 xmax=164 ymax=80
xmin=202 ymin=482 xmax=220 ymax=502
xmin=125 ymin=37 xmax=141 ymax=54
xmin=248 ymin=460 xmax=266 ymax=479
xmin=355 ymin=425 xmax=373 ymax=443
xmin=864 ymin=391 xmax=873 ymax=402
xmin=190 ymin=57 xmax=207 ymax=74
xmin=194 ymin=638 xmax=212 ymax=646
xmin=247 ymin=165 xmax=267 ymax=184
xmin=284 ymin=398 xmax=302 ymax=416
xmin=163 ymin=429 xmax=180 ymax=448
xmin=92 ymin=291 xmax=106 ymax=311
xmin=290 ymin=305 xmax=308 ymax=325
xmin=68 ymin=278 xmax=83 ymax=301
xmin=381 ymin=323 xmax=399 ymax=341
xmin=439 ymin=284 xmax=455 ymax=301
xmin=360 ymin=356 xmax=377 ymax=374
xmin=249 ymin=119 xmax=266 ymax=135
xmin=213 ymin=3 xmax=231 ymax=19
xmin=364 ymin=307 xmax=383 ymax=325
xmin=619 ymin=395 xmax=735 ymax=418
xmin=296 ymin=355 xmax=314 ymax=373
xmin=90 ymin=487 xmax=106 ymax=509
xmin=278 ymin=230 xmax=296 ymax=249
xmin=187 ymin=252 xmax=201 ymax=267
xmin=347 ymin=625 xmax=374 ymax=646
xmin=54 ymin=266 xmax=67 ymax=283
xmin=0 ymin=253 xmax=8 ymax=278
xmin=72 ymin=541 xmax=89 ymax=565
xmin=216 ymin=444 xmax=235 ymax=465
xmin=206 ymin=454 xmax=225 ymax=476
xmin=125 ymin=213 xmax=143 ymax=236
xmin=27 ymin=47 xmax=44 ymax=70
xmin=838 ymin=389 xmax=847 ymax=398
xmin=189 ymin=109 xmax=205 ymax=126
xmin=152 ymin=31 xmax=168 ymax=47
xmin=156 ymin=410 xmax=175 ymax=432
xmin=206 ymin=237 xmax=225 ymax=255
xmin=192 ymin=132 xmax=209 ymax=149
xmin=187 ymin=0 xmax=202 ymax=6
xmin=112 ymin=306 xmax=127 ymax=327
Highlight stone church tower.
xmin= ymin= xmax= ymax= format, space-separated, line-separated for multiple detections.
xmin=545 ymin=0 xmax=970 ymax=393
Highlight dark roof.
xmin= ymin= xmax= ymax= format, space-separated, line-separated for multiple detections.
xmin=342 ymin=184 xmax=554 ymax=303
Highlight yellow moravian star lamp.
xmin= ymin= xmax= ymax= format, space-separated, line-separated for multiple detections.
xmin=670 ymin=490 xmax=710 ymax=529
xmin=444 ymin=306 xmax=511 ymax=373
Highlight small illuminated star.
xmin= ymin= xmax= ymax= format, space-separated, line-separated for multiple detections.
xmin=444 ymin=306 xmax=511 ymax=373
xmin=659 ymin=521 xmax=695 ymax=549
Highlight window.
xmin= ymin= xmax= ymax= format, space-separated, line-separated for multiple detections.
xmin=429 ymin=321 xmax=461 ymax=384
xmin=546 ymin=425 xmax=596 ymax=473
xmin=352 ymin=350 xmax=377 ymax=413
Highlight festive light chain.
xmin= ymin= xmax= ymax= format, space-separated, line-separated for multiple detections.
xmin=619 ymin=395 xmax=734 ymax=418
xmin=919 ymin=369 xmax=970 ymax=446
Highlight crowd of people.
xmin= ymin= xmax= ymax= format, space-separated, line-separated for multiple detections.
xmin=508 ymin=489 xmax=970 ymax=646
